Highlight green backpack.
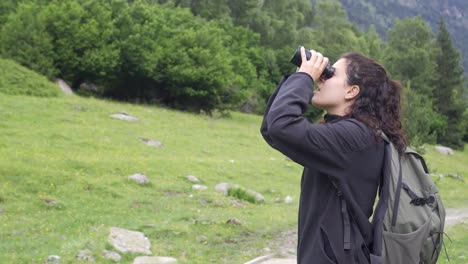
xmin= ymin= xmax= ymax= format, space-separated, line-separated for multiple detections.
xmin=370 ymin=134 xmax=446 ymax=264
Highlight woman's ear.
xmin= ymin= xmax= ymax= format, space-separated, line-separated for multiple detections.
xmin=345 ymin=85 xmax=360 ymax=100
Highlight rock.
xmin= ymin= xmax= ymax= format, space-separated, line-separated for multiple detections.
xmin=215 ymin=183 xmax=234 ymax=195
xmin=141 ymin=138 xmax=163 ymax=148
xmin=103 ymin=250 xmax=121 ymax=262
xmin=79 ymin=82 xmax=99 ymax=92
xmin=46 ymin=255 xmax=61 ymax=264
xmin=226 ymin=218 xmax=242 ymax=225
xmin=186 ymin=175 xmax=200 ymax=183
xmin=274 ymin=197 xmax=282 ymax=203
xmin=110 ymin=113 xmax=139 ymax=122
xmin=133 ymin=256 xmax=177 ymax=264
xmin=76 ymin=249 xmax=95 ymax=262
xmin=129 ymin=173 xmax=150 ymax=185
xmin=196 ymin=235 xmax=208 ymax=243
xmin=285 ymin=196 xmax=293 ymax=204
xmin=108 ymin=227 xmax=152 ymax=255
xmin=55 ymin=79 xmax=73 ymax=95
xmin=247 ymin=189 xmax=265 ymax=203
xmin=199 ymin=199 xmax=210 ymax=205
xmin=192 ymin=184 xmax=208 ymax=191
xmin=434 ymin=146 xmax=454 ymax=155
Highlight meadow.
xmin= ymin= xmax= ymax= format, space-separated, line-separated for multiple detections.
xmin=0 ymin=59 xmax=466 ymax=263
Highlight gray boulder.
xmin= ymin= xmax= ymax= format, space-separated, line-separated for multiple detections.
xmin=108 ymin=227 xmax=152 ymax=255
xmin=435 ymin=146 xmax=454 ymax=155
xmin=129 ymin=173 xmax=150 ymax=185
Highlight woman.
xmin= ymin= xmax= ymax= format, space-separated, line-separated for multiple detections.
xmin=260 ymin=47 xmax=406 ymax=263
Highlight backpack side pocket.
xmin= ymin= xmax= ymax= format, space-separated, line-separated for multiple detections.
xmin=382 ymin=216 xmax=432 ymax=264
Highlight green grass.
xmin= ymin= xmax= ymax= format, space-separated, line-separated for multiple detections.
xmin=0 ymin=85 xmax=466 ymax=263
xmin=0 ymin=58 xmax=62 ymax=97
xmin=0 ymin=93 xmax=302 ymax=263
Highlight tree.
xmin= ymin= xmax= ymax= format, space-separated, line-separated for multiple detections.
xmin=402 ymin=81 xmax=446 ymax=147
xmin=433 ymin=17 xmax=467 ymax=149
xmin=311 ymin=1 xmax=362 ymax=62
xmin=383 ymin=17 xmax=437 ymax=96
xmin=0 ymin=2 xmax=57 ymax=78
xmin=43 ymin=0 xmax=120 ymax=88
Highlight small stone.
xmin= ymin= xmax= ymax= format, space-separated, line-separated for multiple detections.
xmin=133 ymin=256 xmax=177 ymax=264
xmin=129 ymin=173 xmax=150 ymax=185
xmin=197 ymin=235 xmax=208 ymax=243
xmin=110 ymin=113 xmax=139 ymax=122
xmin=140 ymin=138 xmax=164 ymax=148
xmin=285 ymin=196 xmax=293 ymax=204
xmin=274 ymin=197 xmax=282 ymax=203
xmin=215 ymin=183 xmax=232 ymax=195
xmin=103 ymin=250 xmax=121 ymax=262
xmin=192 ymin=184 xmax=208 ymax=191
xmin=226 ymin=218 xmax=242 ymax=225
xmin=76 ymin=249 xmax=95 ymax=262
xmin=186 ymin=175 xmax=200 ymax=183
xmin=46 ymin=255 xmax=61 ymax=264
xmin=199 ymin=199 xmax=210 ymax=205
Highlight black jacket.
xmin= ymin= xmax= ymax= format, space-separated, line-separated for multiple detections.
xmin=261 ymin=73 xmax=384 ymax=264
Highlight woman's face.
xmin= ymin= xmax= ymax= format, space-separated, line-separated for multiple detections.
xmin=312 ymin=58 xmax=353 ymax=114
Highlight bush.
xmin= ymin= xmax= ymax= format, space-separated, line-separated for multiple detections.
xmin=227 ymin=187 xmax=259 ymax=204
xmin=0 ymin=2 xmax=57 ymax=78
xmin=0 ymin=58 xmax=61 ymax=97
xmin=402 ymin=83 xmax=446 ymax=147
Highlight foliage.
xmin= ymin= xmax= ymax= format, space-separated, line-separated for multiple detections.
xmin=401 ymin=82 xmax=446 ymax=147
xmin=0 ymin=0 xmax=466 ymax=145
xmin=383 ymin=17 xmax=437 ymax=95
xmin=339 ymin=0 xmax=468 ymax=80
xmin=0 ymin=58 xmax=61 ymax=97
xmin=0 ymin=2 xmax=57 ymax=78
xmin=43 ymin=0 xmax=120 ymax=88
xmin=433 ymin=18 xmax=467 ymax=150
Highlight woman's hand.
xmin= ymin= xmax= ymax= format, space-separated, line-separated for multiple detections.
xmin=297 ymin=46 xmax=329 ymax=82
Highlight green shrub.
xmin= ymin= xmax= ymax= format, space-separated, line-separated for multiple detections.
xmin=0 ymin=58 xmax=61 ymax=97
xmin=227 ymin=187 xmax=258 ymax=204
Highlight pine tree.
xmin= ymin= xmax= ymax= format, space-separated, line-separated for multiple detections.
xmin=433 ymin=17 xmax=467 ymax=149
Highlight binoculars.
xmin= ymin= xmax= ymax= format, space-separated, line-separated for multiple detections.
xmin=290 ymin=46 xmax=335 ymax=80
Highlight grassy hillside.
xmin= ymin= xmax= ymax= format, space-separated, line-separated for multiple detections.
xmin=0 ymin=58 xmax=62 ymax=97
xmin=0 ymin=93 xmax=304 ymax=263
xmin=0 ymin=75 xmax=466 ymax=262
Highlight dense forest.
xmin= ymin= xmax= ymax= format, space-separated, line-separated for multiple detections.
xmin=0 ymin=0 xmax=466 ymax=149
xmin=339 ymin=0 xmax=468 ymax=79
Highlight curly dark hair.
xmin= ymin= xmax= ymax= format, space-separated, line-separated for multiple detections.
xmin=341 ymin=52 xmax=407 ymax=154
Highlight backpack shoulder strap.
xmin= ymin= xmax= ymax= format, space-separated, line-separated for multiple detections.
xmin=371 ymin=132 xmax=393 ymax=258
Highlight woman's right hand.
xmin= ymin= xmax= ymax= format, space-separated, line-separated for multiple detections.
xmin=297 ymin=46 xmax=329 ymax=82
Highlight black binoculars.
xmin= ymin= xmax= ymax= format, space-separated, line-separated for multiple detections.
xmin=290 ymin=46 xmax=335 ymax=80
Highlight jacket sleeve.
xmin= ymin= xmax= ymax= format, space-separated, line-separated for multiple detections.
xmin=264 ymin=72 xmax=370 ymax=174
xmin=260 ymin=74 xmax=290 ymax=148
